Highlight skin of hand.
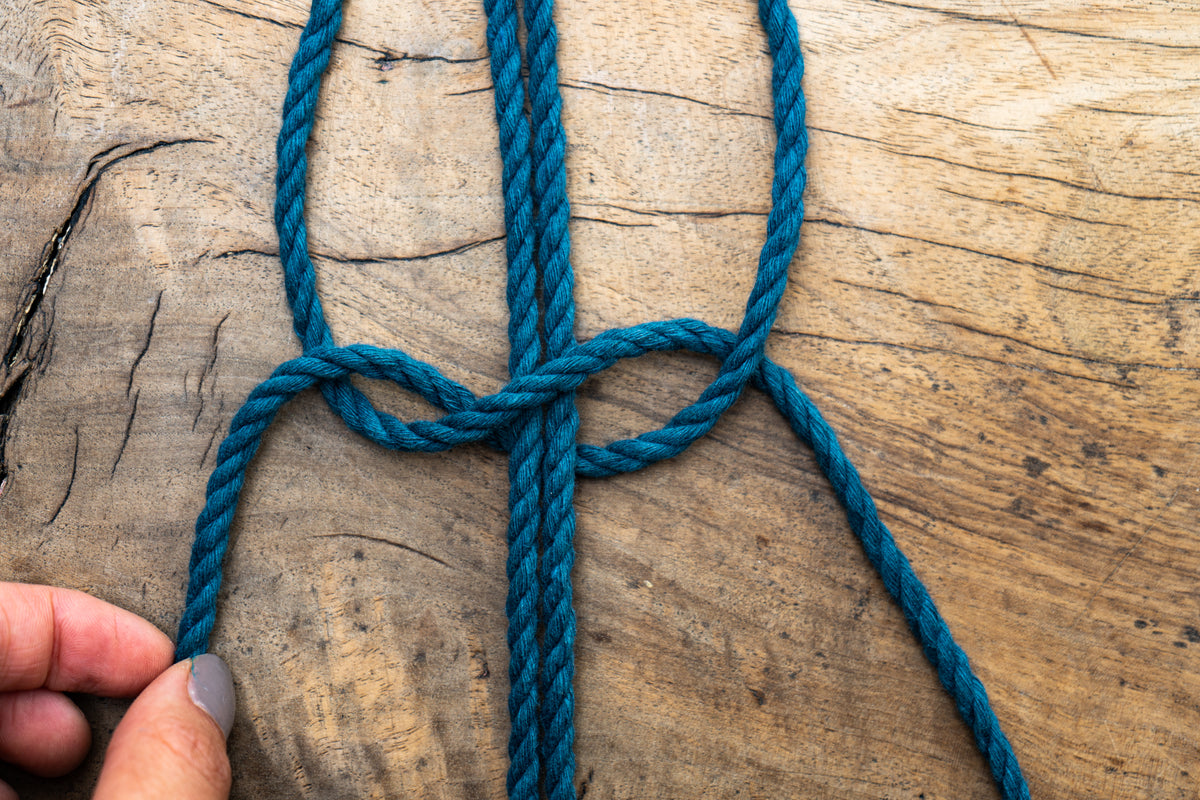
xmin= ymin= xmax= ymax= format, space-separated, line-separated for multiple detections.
xmin=0 ymin=582 xmax=235 ymax=800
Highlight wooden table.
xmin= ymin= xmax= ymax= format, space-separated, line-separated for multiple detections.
xmin=3 ymin=1 xmax=1198 ymax=797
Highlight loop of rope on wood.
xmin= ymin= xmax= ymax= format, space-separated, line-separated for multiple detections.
xmin=175 ymin=1 xmax=1031 ymax=797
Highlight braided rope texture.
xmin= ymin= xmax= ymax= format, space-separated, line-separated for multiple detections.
xmin=174 ymin=0 xmax=1031 ymax=798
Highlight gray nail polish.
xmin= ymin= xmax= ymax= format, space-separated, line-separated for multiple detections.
xmin=187 ymin=654 xmax=235 ymax=739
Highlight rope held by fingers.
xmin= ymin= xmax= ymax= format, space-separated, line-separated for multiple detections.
xmin=175 ymin=1 xmax=1031 ymax=798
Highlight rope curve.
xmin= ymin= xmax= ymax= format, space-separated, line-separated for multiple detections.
xmin=175 ymin=0 xmax=1031 ymax=798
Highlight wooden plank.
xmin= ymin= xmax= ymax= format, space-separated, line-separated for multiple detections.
xmin=2 ymin=1 xmax=1199 ymax=797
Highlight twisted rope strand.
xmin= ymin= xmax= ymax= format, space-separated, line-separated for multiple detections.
xmin=484 ymin=0 xmax=543 ymax=793
xmin=275 ymin=0 xmax=339 ymax=352
xmin=175 ymin=0 xmax=1032 ymax=797
xmin=521 ymin=0 xmax=579 ymax=793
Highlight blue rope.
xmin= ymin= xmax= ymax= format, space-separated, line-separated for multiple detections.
xmin=520 ymin=0 xmax=578 ymax=795
xmin=483 ymin=0 xmax=542 ymax=795
xmin=174 ymin=1 xmax=1031 ymax=798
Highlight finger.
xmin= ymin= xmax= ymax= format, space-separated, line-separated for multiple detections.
xmin=0 ymin=689 xmax=90 ymax=776
xmin=0 ymin=778 xmax=15 ymax=800
xmin=0 ymin=582 xmax=173 ymax=695
xmin=93 ymin=655 xmax=234 ymax=800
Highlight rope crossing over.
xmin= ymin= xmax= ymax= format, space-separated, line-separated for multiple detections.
xmin=174 ymin=0 xmax=1032 ymax=797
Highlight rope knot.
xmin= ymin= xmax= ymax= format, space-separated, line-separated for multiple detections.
xmin=174 ymin=1 xmax=1030 ymax=798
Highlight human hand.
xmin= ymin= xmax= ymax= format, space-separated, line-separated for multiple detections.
xmin=0 ymin=582 xmax=234 ymax=800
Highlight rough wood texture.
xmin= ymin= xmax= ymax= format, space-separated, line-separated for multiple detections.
xmin=3 ymin=1 xmax=1199 ymax=798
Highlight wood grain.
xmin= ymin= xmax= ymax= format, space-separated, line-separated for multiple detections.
xmin=3 ymin=1 xmax=1199 ymax=797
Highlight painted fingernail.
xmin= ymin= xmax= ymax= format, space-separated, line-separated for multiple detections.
xmin=187 ymin=654 xmax=235 ymax=739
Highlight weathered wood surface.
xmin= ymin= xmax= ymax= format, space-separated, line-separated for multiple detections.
xmin=3 ymin=1 xmax=1200 ymax=797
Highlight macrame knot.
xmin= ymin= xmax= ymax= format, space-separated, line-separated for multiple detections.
xmin=174 ymin=0 xmax=1030 ymax=798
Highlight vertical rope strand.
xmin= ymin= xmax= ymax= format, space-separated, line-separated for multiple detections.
xmin=522 ymin=0 xmax=579 ymax=794
xmin=484 ymin=0 xmax=543 ymax=796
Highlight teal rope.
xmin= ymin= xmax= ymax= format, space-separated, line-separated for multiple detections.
xmin=482 ymin=0 xmax=542 ymax=795
xmin=521 ymin=0 xmax=578 ymax=795
xmin=174 ymin=1 xmax=1032 ymax=798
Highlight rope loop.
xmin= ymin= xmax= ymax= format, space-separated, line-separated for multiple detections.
xmin=271 ymin=0 xmax=808 ymax=474
xmin=176 ymin=1 xmax=1032 ymax=798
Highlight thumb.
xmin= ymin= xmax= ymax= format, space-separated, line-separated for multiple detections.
xmin=93 ymin=655 xmax=235 ymax=800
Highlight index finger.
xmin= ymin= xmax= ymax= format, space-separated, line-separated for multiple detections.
xmin=0 ymin=583 xmax=174 ymax=696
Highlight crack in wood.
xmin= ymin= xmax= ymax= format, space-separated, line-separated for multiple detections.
xmin=193 ymin=313 xmax=230 ymax=431
xmin=111 ymin=390 xmax=139 ymax=479
xmin=4 ymin=181 xmax=89 ymax=371
xmin=771 ymin=328 xmax=1140 ymax=389
xmin=0 ymin=368 xmax=29 ymax=494
xmin=48 ymin=426 xmax=79 ymax=525
xmin=893 ymin=106 xmax=1027 ymax=133
xmin=127 ymin=290 xmax=163 ymax=397
xmin=938 ymin=187 xmax=1129 ymax=229
xmin=200 ymin=409 xmax=224 ymax=468
xmin=830 ymin=278 xmax=969 ymax=314
xmin=316 ymin=532 xmax=452 ymax=569
xmin=445 ymin=84 xmax=493 ymax=98
xmin=578 ymin=768 xmax=595 ymax=799
xmin=0 ymin=138 xmax=210 ymax=494
xmin=868 ymin=0 xmax=1200 ymax=51
xmin=570 ymin=215 xmax=655 ymax=229
xmin=806 ymin=216 xmax=1122 ymax=284
xmin=578 ymin=201 xmax=768 ymax=219
xmin=4 ymin=140 xmax=208 ymax=374
xmin=373 ymin=52 xmax=486 ymax=69
xmin=562 ymin=78 xmax=771 ymax=121
xmin=199 ymin=0 xmax=487 ymax=68
xmin=213 ymin=235 xmax=505 ymax=266
xmin=808 ymin=122 xmax=1200 ymax=204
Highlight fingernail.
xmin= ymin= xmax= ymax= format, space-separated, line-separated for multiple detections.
xmin=187 ymin=654 xmax=235 ymax=739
